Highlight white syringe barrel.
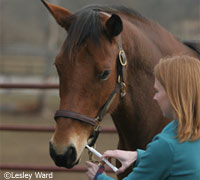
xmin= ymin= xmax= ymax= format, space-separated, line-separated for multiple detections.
xmin=86 ymin=145 xmax=118 ymax=173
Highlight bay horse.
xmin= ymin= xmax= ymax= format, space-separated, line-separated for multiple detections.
xmin=41 ymin=1 xmax=200 ymax=178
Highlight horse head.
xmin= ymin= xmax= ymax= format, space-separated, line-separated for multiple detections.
xmin=42 ymin=0 xmax=126 ymax=168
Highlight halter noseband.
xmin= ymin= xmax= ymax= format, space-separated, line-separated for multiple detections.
xmin=54 ymin=35 xmax=127 ymax=146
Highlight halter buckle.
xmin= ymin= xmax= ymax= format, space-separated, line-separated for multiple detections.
xmin=94 ymin=120 xmax=101 ymax=132
xmin=119 ymin=50 xmax=127 ymax=66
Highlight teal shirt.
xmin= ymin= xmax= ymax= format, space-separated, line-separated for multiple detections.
xmin=97 ymin=121 xmax=200 ymax=180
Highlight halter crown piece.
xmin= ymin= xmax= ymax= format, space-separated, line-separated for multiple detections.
xmin=54 ymin=35 xmax=127 ymax=147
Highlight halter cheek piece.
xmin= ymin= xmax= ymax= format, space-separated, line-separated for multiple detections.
xmin=54 ymin=35 xmax=127 ymax=147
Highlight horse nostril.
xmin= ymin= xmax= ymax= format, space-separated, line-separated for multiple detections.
xmin=49 ymin=141 xmax=55 ymax=160
xmin=67 ymin=146 xmax=73 ymax=156
xmin=66 ymin=146 xmax=76 ymax=162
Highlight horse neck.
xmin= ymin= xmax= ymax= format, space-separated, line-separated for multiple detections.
xmin=111 ymin=19 xmax=176 ymax=150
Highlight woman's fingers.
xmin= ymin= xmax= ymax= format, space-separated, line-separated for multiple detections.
xmin=100 ymin=150 xmax=119 ymax=163
xmin=85 ymin=161 xmax=96 ymax=167
xmin=116 ymin=165 xmax=127 ymax=174
xmin=102 ymin=150 xmax=118 ymax=159
xmin=86 ymin=161 xmax=99 ymax=180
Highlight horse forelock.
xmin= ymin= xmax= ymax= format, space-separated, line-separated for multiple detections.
xmin=65 ymin=8 xmax=103 ymax=61
xmin=64 ymin=5 xmax=147 ymax=62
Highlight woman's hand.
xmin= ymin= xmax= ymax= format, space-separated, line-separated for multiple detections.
xmin=86 ymin=161 xmax=106 ymax=180
xmin=101 ymin=150 xmax=137 ymax=174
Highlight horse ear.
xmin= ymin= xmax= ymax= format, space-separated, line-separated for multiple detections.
xmin=105 ymin=14 xmax=123 ymax=38
xmin=41 ymin=0 xmax=72 ymax=30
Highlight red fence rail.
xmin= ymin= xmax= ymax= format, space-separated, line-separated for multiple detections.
xmin=0 ymin=125 xmax=116 ymax=133
xmin=0 ymin=164 xmax=114 ymax=173
xmin=0 ymin=82 xmax=117 ymax=173
xmin=0 ymin=83 xmax=58 ymax=89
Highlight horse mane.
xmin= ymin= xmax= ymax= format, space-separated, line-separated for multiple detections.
xmin=65 ymin=5 xmax=148 ymax=61
xmin=182 ymin=40 xmax=200 ymax=54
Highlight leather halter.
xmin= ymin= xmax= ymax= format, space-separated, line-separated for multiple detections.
xmin=54 ymin=35 xmax=127 ymax=146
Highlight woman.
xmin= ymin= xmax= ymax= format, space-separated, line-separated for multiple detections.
xmin=86 ymin=55 xmax=200 ymax=180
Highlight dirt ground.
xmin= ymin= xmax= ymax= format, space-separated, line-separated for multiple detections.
xmin=0 ymin=92 xmax=118 ymax=180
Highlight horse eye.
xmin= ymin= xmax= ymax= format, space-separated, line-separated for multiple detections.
xmin=99 ymin=70 xmax=111 ymax=80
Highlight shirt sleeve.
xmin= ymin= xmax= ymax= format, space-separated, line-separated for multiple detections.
xmin=97 ymin=174 xmax=115 ymax=180
xmin=134 ymin=149 xmax=145 ymax=167
xmin=97 ymin=135 xmax=173 ymax=180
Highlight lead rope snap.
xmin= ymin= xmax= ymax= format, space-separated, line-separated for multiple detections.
xmin=120 ymin=82 xmax=126 ymax=97
xmin=88 ymin=144 xmax=99 ymax=163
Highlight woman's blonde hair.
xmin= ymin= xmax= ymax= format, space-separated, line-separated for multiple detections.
xmin=154 ymin=55 xmax=200 ymax=142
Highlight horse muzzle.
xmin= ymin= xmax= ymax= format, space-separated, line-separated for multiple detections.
xmin=49 ymin=141 xmax=79 ymax=168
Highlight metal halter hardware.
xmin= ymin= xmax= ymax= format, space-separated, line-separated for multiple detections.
xmin=54 ymin=35 xmax=127 ymax=146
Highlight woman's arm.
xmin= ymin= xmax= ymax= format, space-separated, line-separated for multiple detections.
xmin=97 ymin=135 xmax=173 ymax=180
